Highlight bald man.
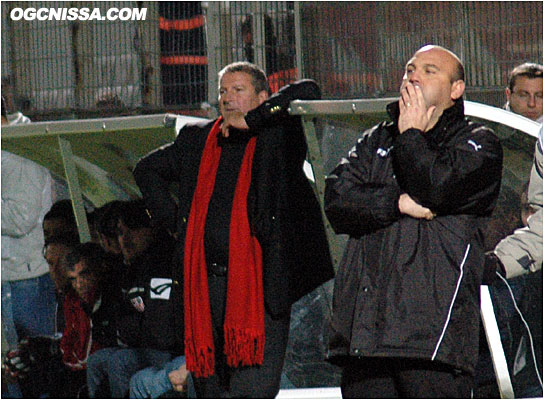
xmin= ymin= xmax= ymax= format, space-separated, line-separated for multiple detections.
xmin=325 ymin=45 xmax=503 ymax=398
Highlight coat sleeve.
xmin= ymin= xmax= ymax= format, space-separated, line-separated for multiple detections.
xmin=244 ymin=79 xmax=321 ymax=130
xmin=133 ymin=131 xmax=187 ymax=235
xmin=1 ymin=152 xmax=52 ymax=237
xmin=325 ymin=126 xmax=402 ymax=237
xmin=391 ymin=123 xmax=503 ymax=215
xmin=495 ymin=130 xmax=543 ymax=279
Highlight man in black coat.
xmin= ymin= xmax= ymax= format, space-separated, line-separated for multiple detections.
xmin=325 ymin=45 xmax=503 ymax=398
xmin=133 ymin=61 xmax=333 ymax=398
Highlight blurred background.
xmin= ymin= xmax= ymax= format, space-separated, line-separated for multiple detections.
xmin=1 ymin=1 xmax=542 ymax=120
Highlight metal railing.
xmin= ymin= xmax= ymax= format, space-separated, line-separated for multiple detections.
xmin=1 ymin=1 xmax=542 ymax=120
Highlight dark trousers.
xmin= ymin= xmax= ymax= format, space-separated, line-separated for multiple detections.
xmin=341 ymin=357 xmax=474 ymax=399
xmin=193 ymin=272 xmax=291 ymax=398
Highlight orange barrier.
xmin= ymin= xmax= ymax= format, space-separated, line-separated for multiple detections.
xmin=268 ymin=68 xmax=298 ymax=93
xmin=159 ymin=15 xmax=204 ymax=32
xmin=161 ymin=55 xmax=208 ymax=66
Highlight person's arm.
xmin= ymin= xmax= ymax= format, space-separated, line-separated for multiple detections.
xmin=492 ymin=208 xmax=542 ymax=279
xmin=220 ymin=80 xmax=321 ymax=136
xmin=493 ymin=134 xmax=543 ymax=279
xmin=325 ymin=125 xmax=403 ymax=237
xmin=1 ymin=153 xmax=51 ymax=237
xmin=245 ymin=79 xmax=320 ymax=130
xmin=133 ymin=123 xmax=210 ymax=234
xmin=391 ymin=123 xmax=503 ymax=215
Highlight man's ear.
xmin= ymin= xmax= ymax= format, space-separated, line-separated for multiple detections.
xmin=258 ymin=90 xmax=269 ymax=104
xmin=450 ymin=80 xmax=465 ymax=100
xmin=505 ymin=87 xmax=512 ymax=103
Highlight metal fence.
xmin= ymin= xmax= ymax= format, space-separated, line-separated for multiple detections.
xmin=1 ymin=1 xmax=542 ymax=120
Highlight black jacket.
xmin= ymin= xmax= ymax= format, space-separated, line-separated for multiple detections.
xmin=117 ymin=233 xmax=180 ymax=353
xmin=325 ymin=99 xmax=503 ymax=374
xmin=133 ymin=80 xmax=334 ymax=335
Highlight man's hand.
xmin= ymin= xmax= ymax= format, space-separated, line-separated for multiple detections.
xmin=168 ymin=364 xmax=189 ymax=392
xmin=398 ymin=193 xmax=435 ymax=220
xmin=398 ymin=83 xmax=436 ymax=134
xmin=221 ymin=111 xmax=249 ymax=137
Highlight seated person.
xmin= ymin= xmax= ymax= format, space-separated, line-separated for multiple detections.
xmin=43 ymin=199 xmax=79 ymax=244
xmin=3 ymin=234 xmax=79 ymax=398
xmin=87 ymin=200 xmax=180 ymax=398
xmin=95 ymin=200 xmax=125 ymax=258
xmin=4 ymin=242 xmax=118 ymax=398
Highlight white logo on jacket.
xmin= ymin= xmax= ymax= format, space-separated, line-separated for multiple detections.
xmin=467 ymin=140 xmax=482 ymax=151
xmin=377 ymin=146 xmax=393 ymax=157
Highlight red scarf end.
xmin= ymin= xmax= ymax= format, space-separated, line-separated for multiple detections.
xmin=185 ymin=339 xmax=215 ymax=378
xmin=225 ymin=327 xmax=265 ymax=367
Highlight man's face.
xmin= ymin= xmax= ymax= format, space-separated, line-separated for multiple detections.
xmin=218 ymin=71 xmax=267 ymax=120
xmin=400 ymin=47 xmax=461 ymax=116
xmin=506 ymin=76 xmax=543 ymax=121
xmin=117 ymin=220 xmax=153 ymax=264
xmin=67 ymin=260 xmax=99 ymax=304
xmin=44 ymin=243 xmax=70 ymax=292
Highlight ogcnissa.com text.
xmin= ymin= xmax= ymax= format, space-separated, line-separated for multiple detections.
xmin=10 ymin=7 xmax=147 ymax=21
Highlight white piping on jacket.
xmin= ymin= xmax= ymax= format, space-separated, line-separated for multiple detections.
xmin=431 ymin=244 xmax=471 ymax=360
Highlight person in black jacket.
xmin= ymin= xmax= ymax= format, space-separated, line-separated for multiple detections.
xmin=133 ymin=61 xmax=333 ymax=398
xmin=86 ymin=200 xmax=179 ymax=398
xmin=325 ymin=45 xmax=503 ymax=398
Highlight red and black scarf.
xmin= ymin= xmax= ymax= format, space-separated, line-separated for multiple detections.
xmin=183 ymin=118 xmax=265 ymax=378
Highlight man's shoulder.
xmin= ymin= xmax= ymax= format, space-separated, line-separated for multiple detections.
xmin=357 ymin=120 xmax=395 ymax=147
xmin=174 ymin=118 xmax=216 ymax=146
xmin=178 ymin=118 xmax=215 ymax=134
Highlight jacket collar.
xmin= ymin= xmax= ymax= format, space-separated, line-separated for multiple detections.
xmin=386 ymin=97 xmax=465 ymax=140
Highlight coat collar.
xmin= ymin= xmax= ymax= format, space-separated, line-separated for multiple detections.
xmin=386 ymin=97 xmax=465 ymax=141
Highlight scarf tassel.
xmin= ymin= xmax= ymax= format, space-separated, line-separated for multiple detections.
xmin=225 ymin=327 xmax=265 ymax=367
xmin=185 ymin=338 xmax=215 ymax=378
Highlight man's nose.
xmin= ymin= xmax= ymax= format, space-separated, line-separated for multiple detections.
xmin=408 ymin=71 xmax=419 ymax=84
xmin=527 ymin=95 xmax=536 ymax=107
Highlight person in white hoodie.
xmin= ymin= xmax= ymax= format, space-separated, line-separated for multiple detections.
xmin=1 ymin=97 xmax=56 ymax=353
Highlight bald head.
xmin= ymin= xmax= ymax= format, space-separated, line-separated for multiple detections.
xmin=414 ymin=45 xmax=465 ymax=82
xmin=401 ymin=45 xmax=466 ymax=130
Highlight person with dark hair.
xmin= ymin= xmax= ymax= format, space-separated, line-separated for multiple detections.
xmin=3 ymin=242 xmax=118 ymax=398
xmin=134 ymin=61 xmax=333 ymax=398
xmin=3 ymin=233 xmax=79 ymax=398
xmin=42 ymin=199 xmax=78 ymax=244
xmin=505 ymin=62 xmax=543 ymax=122
xmin=95 ymin=200 xmax=125 ymax=258
xmin=86 ymin=200 xmax=179 ymax=398
xmin=325 ymin=45 xmax=503 ymax=398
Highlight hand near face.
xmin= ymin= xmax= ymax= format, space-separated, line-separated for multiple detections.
xmin=221 ymin=111 xmax=249 ymax=137
xmin=168 ymin=364 xmax=189 ymax=392
xmin=398 ymin=82 xmax=436 ymax=134
xmin=398 ymin=193 xmax=435 ymax=220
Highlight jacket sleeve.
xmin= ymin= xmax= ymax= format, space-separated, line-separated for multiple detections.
xmin=391 ymin=123 xmax=503 ymax=215
xmin=1 ymin=152 xmax=52 ymax=237
xmin=133 ymin=133 xmax=187 ymax=235
xmin=244 ymin=79 xmax=321 ymax=130
xmin=325 ymin=127 xmax=402 ymax=237
xmin=495 ymin=130 xmax=543 ymax=279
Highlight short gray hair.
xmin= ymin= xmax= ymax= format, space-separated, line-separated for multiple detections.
xmin=218 ymin=61 xmax=269 ymax=94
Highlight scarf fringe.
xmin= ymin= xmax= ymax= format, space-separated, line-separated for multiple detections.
xmin=225 ymin=326 xmax=265 ymax=367
xmin=185 ymin=338 xmax=215 ymax=378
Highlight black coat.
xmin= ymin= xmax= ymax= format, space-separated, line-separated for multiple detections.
xmin=325 ymin=99 xmax=503 ymax=374
xmin=133 ymin=80 xmax=334 ymax=338
xmin=117 ymin=233 xmax=180 ymax=353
